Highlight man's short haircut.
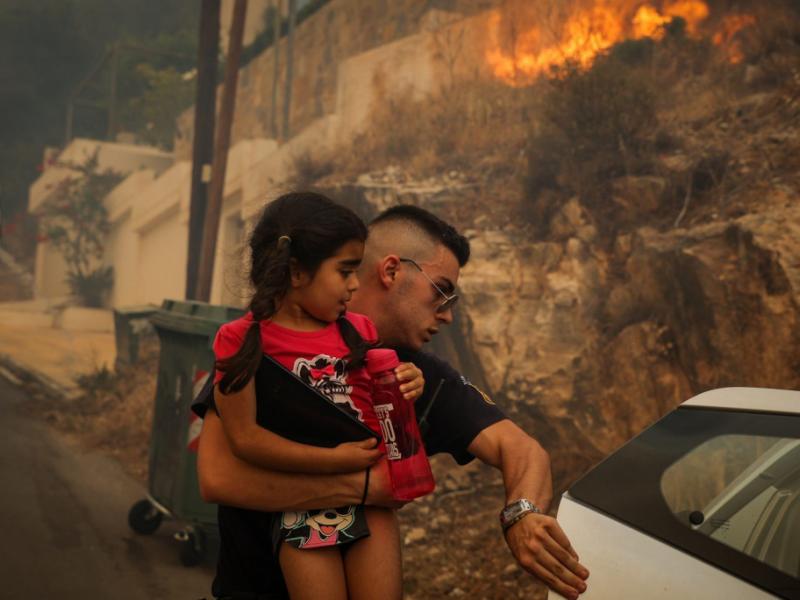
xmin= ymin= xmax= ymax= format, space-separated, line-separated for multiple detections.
xmin=369 ymin=205 xmax=470 ymax=266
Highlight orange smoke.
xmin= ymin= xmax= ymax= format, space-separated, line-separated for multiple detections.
xmin=486 ymin=1 xmax=754 ymax=86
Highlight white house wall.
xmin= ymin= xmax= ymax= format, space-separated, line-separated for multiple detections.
xmin=127 ymin=160 xmax=191 ymax=306
xmin=33 ymin=241 xmax=70 ymax=299
xmin=28 ymin=139 xmax=172 ymax=304
xmin=28 ymin=13 xmax=449 ymax=311
xmin=29 ymin=138 xmax=172 ymax=213
xmin=106 ymin=169 xmax=157 ymax=223
xmin=210 ymin=193 xmax=246 ymax=308
xmin=131 ymin=161 xmax=190 ymax=233
xmin=106 ymin=209 xmax=139 ymax=307
xmin=136 ymin=203 xmax=187 ymax=306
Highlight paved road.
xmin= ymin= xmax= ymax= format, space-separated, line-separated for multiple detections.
xmin=0 ymin=375 xmax=216 ymax=599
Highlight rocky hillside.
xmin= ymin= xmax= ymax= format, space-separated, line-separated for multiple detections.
xmin=312 ymin=15 xmax=800 ymax=597
xmin=320 ymin=13 xmax=800 ymax=490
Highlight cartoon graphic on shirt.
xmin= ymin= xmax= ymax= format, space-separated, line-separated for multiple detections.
xmin=293 ymin=354 xmax=361 ymax=421
xmin=281 ymin=506 xmax=358 ymax=548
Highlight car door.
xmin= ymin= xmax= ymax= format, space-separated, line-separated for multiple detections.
xmin=550 ymin=388 xmax=800 ymax=600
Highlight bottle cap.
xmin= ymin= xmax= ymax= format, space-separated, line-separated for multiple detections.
xmin=366 ymin=348 xmax=400 ymax=374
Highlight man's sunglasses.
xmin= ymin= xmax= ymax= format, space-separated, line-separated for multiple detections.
xmin=398 ymin=257 xmax=459 ymax=314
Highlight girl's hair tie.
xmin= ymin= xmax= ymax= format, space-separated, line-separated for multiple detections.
xmin=277 ymin=235 xmax=292 ymax=248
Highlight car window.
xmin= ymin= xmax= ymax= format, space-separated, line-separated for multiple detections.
xmin=568 ymin=407 xmax=800 ymax=599
xmin=661 ymin=435 xmax=800 ymax=578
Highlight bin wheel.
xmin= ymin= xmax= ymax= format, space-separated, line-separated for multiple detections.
xmin=178 ymin=528 xmax=206 ymax=567
xmin=128 ymin=499 xmax=163 ymax=535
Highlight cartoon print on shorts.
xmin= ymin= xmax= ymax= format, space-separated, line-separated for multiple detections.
xmin=281 ymin=506 xmax=359 ymax=549
xmin=293 ymin=354 xmax=361 ymax=421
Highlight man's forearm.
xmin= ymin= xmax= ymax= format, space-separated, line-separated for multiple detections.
xmin=468 ymin=419 xmax=587 ymax=599
xmin=197 ymin=411 xmax=365 ymax=511
xmin=499 ymin=430 xmax=553 ymax=510
xmin=468 ymin=419 xmax=553 ymax=510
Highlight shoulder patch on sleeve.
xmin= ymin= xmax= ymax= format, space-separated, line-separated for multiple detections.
xmin=459 ymin=376 xmax=495 ymax=406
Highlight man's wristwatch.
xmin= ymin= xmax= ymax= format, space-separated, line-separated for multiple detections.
xmin=499 ymin=498 xmax=541 ymax=531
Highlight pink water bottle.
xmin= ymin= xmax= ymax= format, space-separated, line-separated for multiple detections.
xmin=366 ymin=349 xmax=435 ymax=501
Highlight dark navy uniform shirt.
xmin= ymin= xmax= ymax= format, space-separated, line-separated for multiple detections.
xmin=191 ymin=349 xmax=506 ymax=599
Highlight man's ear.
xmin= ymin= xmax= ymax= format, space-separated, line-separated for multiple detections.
xmin=378 ymin=255 xmax=401 ymax=289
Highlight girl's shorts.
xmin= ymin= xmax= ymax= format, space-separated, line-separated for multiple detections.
xmin=271 ymin=504 xmax=370 ymax=553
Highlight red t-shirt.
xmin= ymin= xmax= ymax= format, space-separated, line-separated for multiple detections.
xmin=212 ymin=311 xmax=380 ymax=434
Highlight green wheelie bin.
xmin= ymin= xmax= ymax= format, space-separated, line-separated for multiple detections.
xmin=113 ymin=304 xmax=158 ymax=369
xmin=126 ymin=299 xmax=245 ymax=566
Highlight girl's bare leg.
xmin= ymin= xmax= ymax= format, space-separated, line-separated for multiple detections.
xmin=279 ymin=544 xmax=348 ymax=600
xmin=343 ymin=507 xmax=402 ymax=600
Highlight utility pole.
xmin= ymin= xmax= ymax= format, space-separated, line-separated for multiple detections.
xmin=270 ymin=0 xmax=282 ymax=139
xmin=282 ymin=0 xmax=296 ymax=140
xmin=196 ymin=0 xmax=247 ymax=302
xmin=185 ymin=0 xmax=221 ymax=300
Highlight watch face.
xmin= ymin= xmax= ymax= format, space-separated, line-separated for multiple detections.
xmin=502 ymin=500 xmax=526 ymax=522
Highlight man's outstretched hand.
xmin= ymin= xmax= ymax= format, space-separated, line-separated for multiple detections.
xmin=504 ymin=512 xmax=589 ymax=600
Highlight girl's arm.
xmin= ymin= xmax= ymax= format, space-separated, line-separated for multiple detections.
xmin=214 ymin=378 xmax=382 ymax=474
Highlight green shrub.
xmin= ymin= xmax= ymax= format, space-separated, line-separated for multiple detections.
xmin=527 ymin=56 xmax=657 ymax=198
xmin=39 ymin=150 xmax=121 ymax=307
xmin=524 ymin=52 xmax=660 ymax=237
xmin=74 ymin=364 xmax=117 ymax=399
xmin=67 ymin=266 xmax=114 ymax=308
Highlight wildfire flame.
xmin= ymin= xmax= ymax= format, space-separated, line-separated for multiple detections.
xmin=633 ymin=1 xmax=709 ymax=39
xmin=713 ymin=14 xmax=757 ymax=63
xmin=486 ymin=1 xmax=755 ymax=86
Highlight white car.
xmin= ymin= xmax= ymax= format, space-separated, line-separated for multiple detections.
xmin=551 ymin=388 xmax=800 ymax=600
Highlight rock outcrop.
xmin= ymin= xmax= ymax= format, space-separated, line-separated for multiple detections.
xmin=328 ymin=171 xmax=800 ymax=490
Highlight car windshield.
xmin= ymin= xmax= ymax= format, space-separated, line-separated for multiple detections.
xmin=661 ymin=434 xmax=800 ymax=578
xmin=569 ymin=406 xmax=800 ymax=596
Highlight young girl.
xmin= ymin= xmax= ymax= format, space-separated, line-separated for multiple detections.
xmin=211 ymin=191 xmax=424 ymax=600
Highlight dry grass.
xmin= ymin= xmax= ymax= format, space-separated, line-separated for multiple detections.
xmin=25 ymin=341 xmax=159 ymax=484
xmin=287 ymin=149 xmax=335 ymax=189
xmin=333 ymin=77 xmax=530 ymax=182
xmin=322 ymin=2 xmax=799 ymax=240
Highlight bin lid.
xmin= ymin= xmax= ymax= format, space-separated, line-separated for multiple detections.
xmin=149 ymin=299 xmax=246 ymax=337
xmin=113 ymin=304 xmax=159 ymax=317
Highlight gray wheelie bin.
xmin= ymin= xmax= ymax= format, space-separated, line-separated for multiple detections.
xmin=126 ymin=299 xmax=244 ymax=566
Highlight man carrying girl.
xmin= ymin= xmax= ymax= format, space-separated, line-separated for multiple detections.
xmin=195 ymin=197 xmax=589 ymax=600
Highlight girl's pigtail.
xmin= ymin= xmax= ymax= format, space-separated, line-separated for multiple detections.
xmin=217 ymin=235 xmax=293 ymax=394
xmin=217 ymin=320 xmax=262 ymax=394
xmin=337 ymin=316 xmax=379 ymax=371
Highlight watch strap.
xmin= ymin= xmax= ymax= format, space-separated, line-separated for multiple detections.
xmin=500 ymin=498 xmax=541 ymax=531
